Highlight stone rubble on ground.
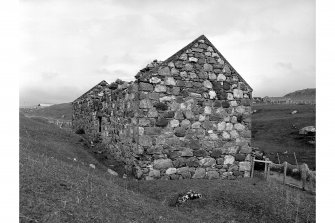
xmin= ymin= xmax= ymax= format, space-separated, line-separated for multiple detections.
xmin=107 ymin=168 xmax=119 ymax=176
xmin=291 ymin=110 xmax=298 ymax=114
xmin=299 ymin=126 xmax=316 ymax=135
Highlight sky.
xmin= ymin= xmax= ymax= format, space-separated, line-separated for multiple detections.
xmin=19 ymin=0 xmax=315 ymax=106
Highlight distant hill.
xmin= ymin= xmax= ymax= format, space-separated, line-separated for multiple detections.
xmin=284 ymin=88 xmax=316 ymax=103
xmin=284 ymin=88 xmax=315 ymax=99
xmin=20 ymin=102 xmax=72 ymax=121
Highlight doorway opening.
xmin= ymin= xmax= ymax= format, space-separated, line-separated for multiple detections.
xmin=98 ymin=116 xmax=102 ymax=132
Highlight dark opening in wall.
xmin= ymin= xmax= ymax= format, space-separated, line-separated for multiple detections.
xmin=75 ymin=128 xmax=85 ymax=134
xmin=98 ymin=116 xmax=102 ymax=132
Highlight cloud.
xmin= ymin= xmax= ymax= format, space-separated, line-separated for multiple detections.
xmin=20 ymin=85 xmax=81 ymax=106
xmin=275 ymin=62 xmax=293 ymax=71
xmin=41 ymin=71 xmax=59 ymax=80
xmin=19 ymin=0 xmax=315 ymax=105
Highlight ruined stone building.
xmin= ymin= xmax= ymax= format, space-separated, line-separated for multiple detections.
xmin=72 ymin=35 xmax=253 ymax=180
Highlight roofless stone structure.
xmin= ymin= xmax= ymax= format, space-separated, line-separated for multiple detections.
xmin=72 ymin=35 xmax=253 ymax=180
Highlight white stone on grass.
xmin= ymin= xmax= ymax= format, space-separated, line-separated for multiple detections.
xmin=108 ymin=169 xmax=119 ymax=176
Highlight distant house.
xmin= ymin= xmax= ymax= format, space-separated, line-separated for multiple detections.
xmin=252 ymin=97 xmax=263 ymax=103
xmin=37 ymin=103 xmax=54 ymax=107
xmin=72 ymin=35 xmax=253 ymax=181
xmin=263 ymin=97 xmax=291 ymax=104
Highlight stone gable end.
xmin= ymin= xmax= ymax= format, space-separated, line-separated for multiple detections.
xmin=72 ymin=35 xmax=253 ymax=180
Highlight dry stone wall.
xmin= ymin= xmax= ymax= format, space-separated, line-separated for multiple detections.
xmin=133 ymin=36 xmax=253 ymax=180
xmin=106 ymin=81 xmax=139 ymax=172
xmin=72 ymin=35 xmax=253 ymax=180
xmin=73 ymin=80 xmax=140 ymax=172
xmin=72 ymin=80 xmax=111 ymax=141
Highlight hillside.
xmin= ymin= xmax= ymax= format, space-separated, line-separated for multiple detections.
xmin=20 ymin=113 xmax=196 ymax=222
xmin=284 ymin=88 xmax=316 ymax=102
xmin=252 ymin=104 xmax=316 ymax=169
xmin=20 ymin=103 xmax=72 ymax=121
xmin=20 ymin=113 xmax=315 ymax=222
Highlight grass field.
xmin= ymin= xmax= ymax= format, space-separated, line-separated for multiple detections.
xmin=20 ymin=113 xmax=315 ymax=222
xmin=252 ymin=104 xmax=316 ymax=170
xmin=20 ymin=103 xmax=72 ymax=121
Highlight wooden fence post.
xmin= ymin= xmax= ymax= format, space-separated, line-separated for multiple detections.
xmin=251 ymin=156 xmax=255 ymax=178
xmin=277 ymin=152 xmax=281 ymax=164
xmin=301 ymin=163 xmax=308 ymax=191
xmin=293 ymin=152 xmax=299 ymax=167
xmin=283 ymin=161 xmax=287 ymax=185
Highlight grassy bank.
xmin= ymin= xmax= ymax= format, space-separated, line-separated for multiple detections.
xmin=252 ymin=104 xmax=316 ymax=169
xmin=20 ymin=113 xmax=315 ymax=222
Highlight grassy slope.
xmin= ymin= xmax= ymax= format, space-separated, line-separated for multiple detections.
xmin=122 ymin=177 xmax=315 ymax=223
xmin=20 ymin=113 xmax=196 ymax=222
xmin=20 ymin=103 xmax=72 ymax=121
xmin=284 ymin=88 xmax=316 ymax=102
xmin=20 ymin=113 xmax=315 ymax=223
xmin=252 ymin=104 xmax=316 ymax=169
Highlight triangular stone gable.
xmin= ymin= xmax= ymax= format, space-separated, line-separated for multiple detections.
xmin=73 ymin=80 xmax=109 ymax=102
xmin=136 ymin=35 xmax=252 ymax=92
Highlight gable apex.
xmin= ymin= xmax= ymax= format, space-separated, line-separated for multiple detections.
xmin=136 ymin=35 xmax=252 ymax=91
xmin=164 ymin=35 xmax=252 ymax=91
xmin=73 ymin=80 xmax=109 ymax=103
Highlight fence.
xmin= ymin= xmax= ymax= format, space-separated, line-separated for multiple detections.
xmin=250 ymin=157 xmax=315 ymax=192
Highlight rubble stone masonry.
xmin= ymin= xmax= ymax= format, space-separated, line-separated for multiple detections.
xmin=72 ymin=35 xmax=253 ymax=180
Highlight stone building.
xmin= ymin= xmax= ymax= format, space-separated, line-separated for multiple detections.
xmin=263 ymin=96 xmax=291 ymax=104
xmin=72 ymin=35 xmax=253 ymax=180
